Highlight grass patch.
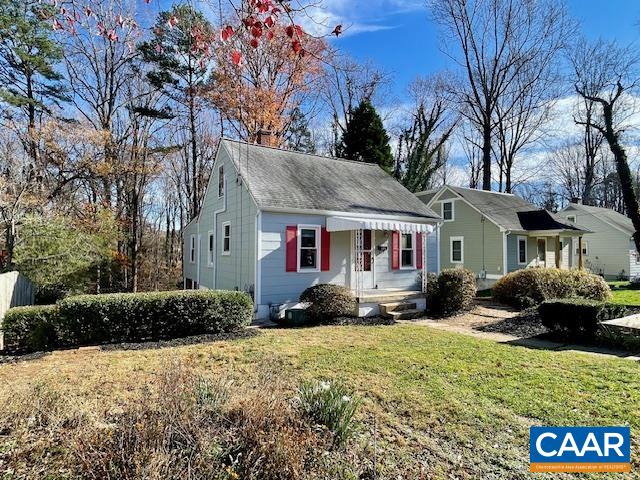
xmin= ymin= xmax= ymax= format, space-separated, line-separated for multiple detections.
xmin=1 ymin=325 xmax=639 ymax=478
xmin=609 ymin=281 xmax=640 ymax=306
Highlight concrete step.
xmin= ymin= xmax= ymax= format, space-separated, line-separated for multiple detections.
xmin=380 ymin=302 xmax=417 ymax=315
xmin=382 ymin=308 xmax=425 ymax=320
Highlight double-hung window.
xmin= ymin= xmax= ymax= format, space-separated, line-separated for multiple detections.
xmin=207 ymin=231 xmax=214 ymax=265
xmin=218 ymin=165 xmax=224 ymax=198
xmin=222 ymin=223 xmax=231 ymax=255
xmin=189 ymin=235 xmax=196 ymax=263
xmin=450 ymin=236 xmax=463 ymax=263
xmin=442 ymin=201 xmax=454 ymax=221
xmin=298 ymin=226 xmax=320 ymax=271
xmin=401 ymin=233 xmax=414 ymax=268
xmin=576 ymin=241 xmax=589 ymax=256
xmin=517 ymin=236 xmax=527 ymax=265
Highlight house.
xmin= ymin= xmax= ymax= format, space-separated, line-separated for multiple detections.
xmin=416 ymin=185 xmax=589 ymax=289
xmin=557 ymin=203 xmax=639 ymax=280
xmin=183 ymin=138 xmax=441 ymax=319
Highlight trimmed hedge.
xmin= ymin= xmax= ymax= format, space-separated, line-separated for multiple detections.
xmin=429 ymin=268 xmax=476 ymax=316
xmin=300 ymin=284 xmax=357 ymax=323
xmin=538 ymin=299 xmax=626 ymax=337
xmin=2 ymin=305 xmax=59 ymax=352
xmin=493 ymin=268 xmax=610 ymax=308
xmin=2 ymin=290 xmax=253 ymax=353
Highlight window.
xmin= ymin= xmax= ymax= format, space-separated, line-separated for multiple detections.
xmin=189 ymin=235 xmax=196 ymax=263
xmin=401 ymin=233 xmax=415 ymax=268
xmin=576 ymin=241 xmax=589 ymax=256
xmin=567 ymin=215 xmax=576 ymax=223
xmin=207 ymin=231 xmax=214 ymax=266
xmin=450 ymin=236 xmax=463 ymax=263
xmin=298 ymin=226 xmax=320 ymax=271
xmin=185 ymin=278 xmax=193 ymax=289
xmin=218 ymin=165 xmax=224 ymax=198
xmin=222 ymin=222 xmax=231 ymax=255
xmin=517 ymin=236 xmax=527 ymax=265
xmin=442 ymin=201 xmax=454 ymax=221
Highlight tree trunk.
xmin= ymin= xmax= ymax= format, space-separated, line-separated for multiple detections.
xmin=482 ymin=122 xmax=492 ymax=190
xmin=602 ymin=104 xmax=640 ymax=252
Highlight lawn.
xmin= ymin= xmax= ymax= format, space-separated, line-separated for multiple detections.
xmin=1 ymin=325 xmax=639 ymax=479
xmin=609 ymin=281 xmax=640 ymax=306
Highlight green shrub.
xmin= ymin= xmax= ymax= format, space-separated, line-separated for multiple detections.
xmin=300 ymin=284 xmax=357 ymax=323
xmin=2 ymin=305 xmax=59 ymax=352
xmin=296 ymin=380 xmax=359 ymax=448
xmin=2 ymin=290 xmax=253 ymax=353
xmin=429 ymin=268 xmax=476 ymax=316
xmin=538 ymin=299 xmax=626 ymax=337
xmin=493 ymin=268 xmax=610 ymax=308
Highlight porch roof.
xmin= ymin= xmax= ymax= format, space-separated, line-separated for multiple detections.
xmin=326 ymin=216 xmax=434 ymax=234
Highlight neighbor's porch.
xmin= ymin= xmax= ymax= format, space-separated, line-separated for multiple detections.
xmin=517 ymin=230 xmax=587 ymax=270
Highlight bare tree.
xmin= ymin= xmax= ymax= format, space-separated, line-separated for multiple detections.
xmin=571 ymin=38 xmax=640 ymax=252
xmin=430 ymin=0 xmax=572 ymax=191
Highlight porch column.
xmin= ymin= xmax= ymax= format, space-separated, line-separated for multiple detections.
xmin=578 ymin=236 xmax=584 ymax=270
xmin=422 ymin=232 xmax=428 ymax=293
xmin=555 ymin=235 xmax=561 ymax=269
xmin=354 ymin=229 xmax=363 ymax=299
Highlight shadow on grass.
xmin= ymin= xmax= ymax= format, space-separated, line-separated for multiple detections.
xmin=0 ymin=329 xmax=262 ymax=363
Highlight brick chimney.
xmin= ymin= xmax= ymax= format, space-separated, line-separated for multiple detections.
xmin=256 ymin=129 xmax=273 ymax=146
xmin=570 ymin=196 xmax=582 ymax=205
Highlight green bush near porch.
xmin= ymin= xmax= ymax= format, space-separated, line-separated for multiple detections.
xmin=428 ymin=268 xmax=476 ymax=316
xmin=492 ymin=268 xmax=610 ymax=308
xmin=300 ymin=284 xmax=357 ymax=323
xmin=2 ymin=290 xmax=253 ymax=353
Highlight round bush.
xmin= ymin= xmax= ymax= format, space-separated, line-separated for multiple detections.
xmin=431 ymin=268 xmax=476 ymax=316
xmin=492 ymin=268 xmax=610 ymax=308
xmin=300 ymin=284 xmax=357 ymax=322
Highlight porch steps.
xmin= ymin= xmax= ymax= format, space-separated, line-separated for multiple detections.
xmin=380 ymin=301 xmax=425 ymax=320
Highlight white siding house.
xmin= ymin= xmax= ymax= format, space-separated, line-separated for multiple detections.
xmin=184 ymin=139 xmax=441 ymax=319
xmin=558 ymin=203 xmax=639 ymax=280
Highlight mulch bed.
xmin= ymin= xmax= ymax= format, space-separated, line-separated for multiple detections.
xmin=477 ymin=307 xmax=548 ymax=338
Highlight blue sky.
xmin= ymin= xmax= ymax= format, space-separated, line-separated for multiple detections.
xmin=326 ymin=0 xmax=640 ymax=96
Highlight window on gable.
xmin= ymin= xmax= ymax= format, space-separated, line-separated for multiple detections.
xmin=222 ymin=223 xmax=231 ymax=254
xmin=208 ymin=232 xmax=214 ymax=265
xmin=401 ymin=233 xmax=414 ymax=268
xmin=218 ymin=165 xmax=224 ymax=198
xmin=567 ymin=215 xmax=576 ymax=223
xmin=189 ymin=235 xmax=196 ymax=263
xmin=442 ymin=201 xmax=454 ymax=221
xmin=299 ymin=227 xmax=319 ymax=270
xmin=518 ymin=236 xmax=527 ymax=264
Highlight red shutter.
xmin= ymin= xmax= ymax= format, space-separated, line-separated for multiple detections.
xmin=285 ymin=226 xmax=297 ymax=272
xmin=416 ymin=232 xmax=423 ymax=269
xmin=321 ymin=227 xmax=330 ymax=271
xmin=391 ymin=231 xmax=400 ymax=270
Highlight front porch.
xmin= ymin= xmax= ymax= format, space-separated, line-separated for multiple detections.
xmin=355 ymin=288 xmax=427 ymax=318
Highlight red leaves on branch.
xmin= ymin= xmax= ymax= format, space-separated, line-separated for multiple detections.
xmin=220 ymin=25 xmax=234 ymax=41
xmin=231 ymin=50 xmax=242 ymax=65
xmin=167 ymin=15 xmax=178 ymax=29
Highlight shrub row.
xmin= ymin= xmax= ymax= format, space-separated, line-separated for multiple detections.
xmin=427 ymin=268 xmax=476 ymax=316
xmin=538 ymin=299 xmax=627 ymax=337
xmin=2 ymin=290 xmax=253 ymax=353
xmin=493 ymin=268 xmax=610 ymax=308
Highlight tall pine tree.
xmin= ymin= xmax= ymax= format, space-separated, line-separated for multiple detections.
xmin=338 ymin=99 xmax=393 ymax=173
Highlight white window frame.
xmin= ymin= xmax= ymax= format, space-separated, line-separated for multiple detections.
xmin=399 ymin=232 xmax=416 ymax=270
xmin=450 ymin=236 xmax=464 ymax=264
xmin=297 ymin=224 xmax=321 ymax=273
xmin=189 ymin=234 xmax=196 ymax=264
xmin=218 ymin=165 xmax=225 ymax=198
xmin=517 ymin=235 xmax=528 ymax=265
xmin=576 ymin=240 xmax=589 ymax=257
xmin=537 ymin=237 xmax=547 ymax=266
xmin=442 ymin=201 xmax=455 ymax=222
xmin=207 ymin=230 xmax=214 ymax=266
xmin=222 ymin=222 xmax=231 ymax=255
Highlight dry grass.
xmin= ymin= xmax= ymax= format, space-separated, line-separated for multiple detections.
xmin=1 ymin=325 xmax=640 ymax=479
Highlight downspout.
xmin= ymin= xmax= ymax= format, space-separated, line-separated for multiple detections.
xmin=254 ymin=210 xmax=262 ymax=315
xmin=503 ymin=230 xmax=510 ymax=276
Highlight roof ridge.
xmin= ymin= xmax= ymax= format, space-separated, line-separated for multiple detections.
xmin=449 ymin=185 xmax=516 ymax=196
xmin=222 ymin=137 xmax=382 ymax=168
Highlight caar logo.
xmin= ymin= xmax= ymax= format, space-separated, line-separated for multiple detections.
xmin=530 ymin=426 xmax=631 ymax=473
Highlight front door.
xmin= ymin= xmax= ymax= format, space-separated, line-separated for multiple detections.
xmin=537 ymin=238 xmax=547 ymax=267
xmin=353 ymin=230 xmax=375 ymax=290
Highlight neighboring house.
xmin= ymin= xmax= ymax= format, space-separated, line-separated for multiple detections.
xmin=557 ymin=203 xmax=640 ymax=280
xmin=183 ymin=138 xmax=441 ymax=319
xmin=416 ymin=185 xmax=589 ymax=289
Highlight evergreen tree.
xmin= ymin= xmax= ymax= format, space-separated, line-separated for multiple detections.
xmin=338 ymin=99 xmax=393 ymax=173
xmin=0 ymin=0 xmax=67 ymax=160
xmin=285 ymin=107 xmax=316 ymax=153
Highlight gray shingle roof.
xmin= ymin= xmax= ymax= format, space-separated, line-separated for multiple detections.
xmin=436 ymin=185 xmax=587 ymax=232
xmin=565 ymin=203 xmax=634 ymax=236
xmin=222 ymin=139 xmax=439 ymax=220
